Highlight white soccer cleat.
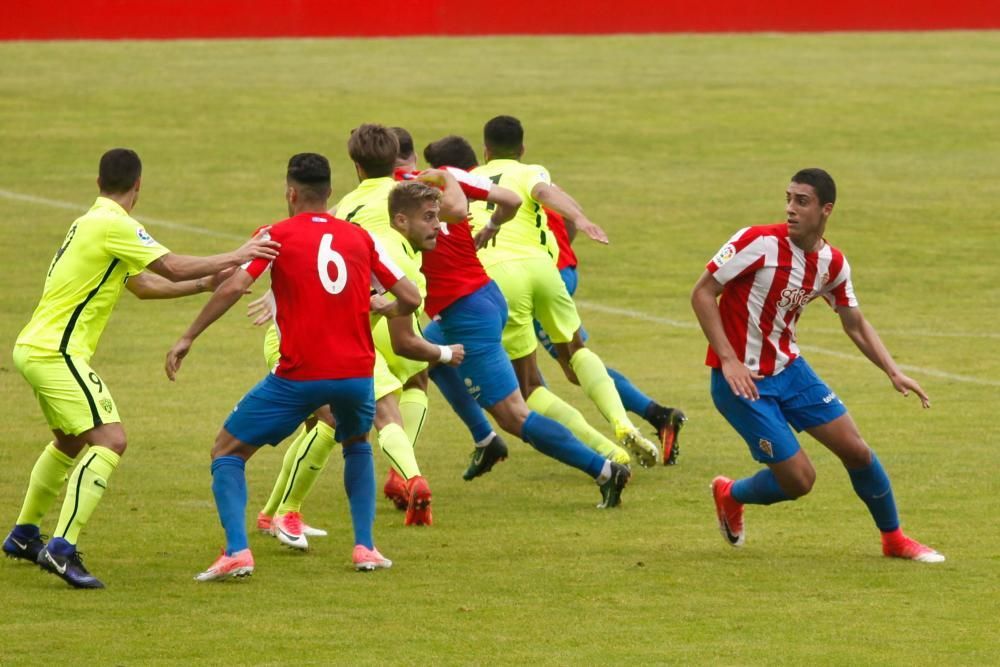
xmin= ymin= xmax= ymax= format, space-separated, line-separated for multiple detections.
xmin=270 ymin=512 xmax=308 ymax=551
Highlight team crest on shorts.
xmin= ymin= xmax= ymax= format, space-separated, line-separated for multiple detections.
xmin=758 ymin=438 xmax=774 ymax=457
xmin=100 ymin=398 xmax=114 ymax=414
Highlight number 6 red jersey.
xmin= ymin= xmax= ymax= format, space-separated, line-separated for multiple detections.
xmin=243 ymin=213 xmax=404 ymax=381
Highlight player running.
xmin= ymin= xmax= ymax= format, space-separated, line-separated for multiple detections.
xmin=691 ymin=168 xmax=944 ymax=563
xmin=4 ymin=148 xmax=279 ymax=589
xmin=165 ymin=153 xmax=421 ymax=579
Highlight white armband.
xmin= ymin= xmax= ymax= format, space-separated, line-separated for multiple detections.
xmin=437 ymin=345 xmax=453 ymax=363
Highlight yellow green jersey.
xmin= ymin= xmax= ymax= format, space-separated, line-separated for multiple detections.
xmin=470 ymin=159 xmax=560 ymax=267
xmin=371 ymin=226 xmax=426 ymax=318
xmin=16 ymin=197 xmax=170 ymax=361
xmin=332 ymin=177 xmax=396 ymax=238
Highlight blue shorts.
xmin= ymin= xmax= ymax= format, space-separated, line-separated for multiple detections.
xmin=535 ymin=266 xmax=588 ymax=359
xmin=710 ymin=356 xmax=847 ymax=463
xmin=224 ymin=373 xmax=375 ymax=447
xmin=424 ymin=281 xmax=519 ymax=408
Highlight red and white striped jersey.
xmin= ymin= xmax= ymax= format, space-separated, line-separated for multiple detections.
xmin=705 ymin=223 xmax=858 ymax=376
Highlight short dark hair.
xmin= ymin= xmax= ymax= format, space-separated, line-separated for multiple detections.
xmin=388 ymin=181 xmax=441 ymax=219
xmin=98 ymin=148 xmax=142 ymax=194
xmin=423 ymin=135 xmax=478 ymax=171
xmin=348 ymin=124 xmax=399 ymax=178
xmin=391 ymin=126 xmax=415 ymax=162
xmin=791 ymin=168 xmax=837 ymax=206
xmin=287 ymin=153 xmax=332 ymax=200
xmin=483 ymin=115 xmax=523 ymax=158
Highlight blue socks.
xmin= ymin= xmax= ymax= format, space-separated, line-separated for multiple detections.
xmin=847 ymin=452 xmax=900 ymax=532
xmin=521 ymin=412 xmax=605 ymax=478
xmin=429 ymin=364 xmax=494 ymax=443
xmin=211 ymin=455 xmax=248 ymax=555
xmin=731 ymin=468 xmax=791 ymax=505
xmin=607 ymin=367 xmax=654 ymax=417
xmin=342 ymin=442 xmax=375 ymax=549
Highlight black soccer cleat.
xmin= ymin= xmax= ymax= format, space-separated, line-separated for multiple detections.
xmin=648 ymin=405 xmax=687 ymax=465
xmin=597 ymin=462 xmax=631 ymax=509
xmin=463 ymin=434 xmax=508 ymax=481
xmin=3 ymin=531 xmax=47 ymax=563
xmin=36 ymin=544 xmax=105 ymax=589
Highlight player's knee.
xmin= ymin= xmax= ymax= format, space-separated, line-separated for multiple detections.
xmin=783 ymin=468 xmax=816 ymax=498
xmin=839 ymin=441 xmax=872 ymax=470
xmin=104 ymin=438 xmax=127 ymax=456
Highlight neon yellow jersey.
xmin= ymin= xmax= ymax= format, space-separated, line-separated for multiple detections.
xmin=370 ymin=227 xmax=426 ymax=320
xmin=16 ymin=197 xmax=170 ymax=360
xmin=333 ymin=177 xmax=396 ymax=238
xmin=470 ymin=159 xmax=559 ymax=267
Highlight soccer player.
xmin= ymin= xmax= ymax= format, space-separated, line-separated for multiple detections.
xmin=3 ymin=148 xmax=279 ymax=589
xmin=416 ymin=149 xmax=632 ymax=508
xmin=165 ymin=153 xmax=420 ymax=579
xmin=691 ymin=168 xmax=944 ymax=563
xmin=535 ymin=200 xmax=687 ymax=463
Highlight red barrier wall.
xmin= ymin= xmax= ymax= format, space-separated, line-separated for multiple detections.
xmin=3 ymin=0 xmax=998 ymax=40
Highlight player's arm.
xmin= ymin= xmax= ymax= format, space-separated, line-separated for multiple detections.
xmin=473 ymin=185 xmax=522 ymax=249
xmin=370 ymin=277 xmax=421 ymax=320
xmin=837 ymin=306 xmax=930 ymax=408
xmin=387 ymin=315 xmax=464 ymax=366
xmin=691 ymin=270 xmax=763 ymax=400
xmin=416 ymin=169 xmax=468 ymax=223
xmin=531 ymin=182 xmax=609 ymax=244
xmin=125 ymin=267 xmax=239 ymax=300
xmin=147 ymin=229 xmax=279 ymax=282
xmin=164 ymin=269 xmax=256 ymax=381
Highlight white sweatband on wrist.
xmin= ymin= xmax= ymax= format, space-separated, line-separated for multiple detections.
xmin=485 ymin=220 xmax=499 ymax=231
xmin=437 ymin=345 xmax=453 ymax=363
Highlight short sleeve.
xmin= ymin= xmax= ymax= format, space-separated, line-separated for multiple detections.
xmin=706 ymin=227 xmax=765 ymax=285
xmin=520 ymin=164 xmax=551 ymax=193
xmin=822 ymin=255 xmax=859 ymax=309
xmin=242 ymin=226 xmax=273 ymax=279
xmin=444 ymin=166 xmax=493 ymax=201
xmin=105 ymin=218 xmax=170 ymax=272
xmin=369 ymin=232 xmax=405 ymax=293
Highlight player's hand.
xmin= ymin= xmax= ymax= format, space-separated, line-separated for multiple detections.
xmin=165 ymin=338 xmax=193 ymax=381
xmin=474 ymin=225 xmax=500 ymax=250
xmin=721 ymin=357 xmax=762 ymax=401
xmin=246 ymin=290 xmax=276 ymax=326
xmin=890 ymin=372 xmax=931 ymax=408
xmin=415 ymin=169 xmax=447 ymax=189
xmin=576 ymin=216 xmax=609 ymax=244
xmin=370 ymin=293 xmax=396 ymax=318
xmin=235 ymin=228 xmax=280 ymax=264
xmin=446 ymin=344 xmax=465 ymax=366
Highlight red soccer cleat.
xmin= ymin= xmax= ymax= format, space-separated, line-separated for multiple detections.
xmin=195 ymin=548 xmax=255 ymax=582
xmin=881 ymin=530 xmax=945 ymax=563
xmin=404 ymin=475 xmax=433 ymax=526
xmin=712 ymin=476 xmax=745 ymax=547
xmin=383 ymin=468 xmax=408 ymax=511
xmin=352 ymin=545 xmax=392 ymax=571
xmin=256 ymin=512 xmax=272 ymax=534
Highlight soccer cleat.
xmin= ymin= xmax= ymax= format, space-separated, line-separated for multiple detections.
xmin=648 ymin=406 xmax=687 ymax=465
xmin=3 ymin=530 xmax=47 ymax=563
xmin=270 ymin=511 xmax=308 ymax=550
xmin=616 ymin=426 xmax=660 ymax=469
xmin=597 ymin=462 xmax=631 ymax=509
xmin=712 ymin=476 xmax=745 ymax=547
xmin=195 ymin=548 xmax=255 ymax=582
xmin=36 ymin=543 xmax=104 ymax=589
xmin=404 ymin=475 xmax=433 ymax=526
xmin=301 ymin=521 xmax=328 ymax=538
xmin=352 ymin=545 xmax=392 ymax=571
xmin=463 ymin=433 xmax=508 ymax=481
xmin=383 ymin=468 xmax=409 ymax=511
xmin=882 ymin=531 xmax=946 ymax=563
xmin=256 ymin=512 xmax=272 ymax=534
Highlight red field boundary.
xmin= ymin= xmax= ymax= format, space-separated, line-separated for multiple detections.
xmin=3 ymin=0 xmax=998 ymax=40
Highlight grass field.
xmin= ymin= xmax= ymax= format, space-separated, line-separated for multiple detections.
xmin=1 ymin=32 xmax=999 ymax=665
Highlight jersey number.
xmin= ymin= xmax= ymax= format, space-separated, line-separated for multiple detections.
xmin=48 ymin=224 xmax=77 ymax=276
xmin=317 ymin=234 xmax=348 ymax=294
xmin=484 ymin=174 xmax=502 ymax=212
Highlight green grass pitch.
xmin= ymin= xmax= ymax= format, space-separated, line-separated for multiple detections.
xmin=1 ymin=33 xmax=998 ymax=665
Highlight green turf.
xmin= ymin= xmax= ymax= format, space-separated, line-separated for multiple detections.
xmin=1 ymin=33 xmax=998 ymax=665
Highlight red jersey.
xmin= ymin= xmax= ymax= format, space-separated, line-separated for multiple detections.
xmin=705 ymin=223 xmax=857 ymax=376
xmin=545 ymin=209 xmax=578 ymax=270
xmin=244 ymin=212 xmax=404 ymax=381
xmin=394 ymin=166 xmax=493 ymax=318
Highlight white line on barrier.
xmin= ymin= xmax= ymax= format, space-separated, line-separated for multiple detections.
xmin=3 ymin=187 xmax=996 ymax=387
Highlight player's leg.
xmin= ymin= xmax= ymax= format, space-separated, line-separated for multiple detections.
xmin=270 ymin=406 xmax=337 ymax=548
xmin=400 ymin=372 xmax=429 ymax=447
xmin=424 ymin=318 xmax=501 ymax=452
xmin=374 ymin=392 xmax=431 ymax=526
xmin=789 ymin=360 xmax=944 ymax=563
xmin=708 ymin=368 xmax=806 ymax=548
xmin=328 ymin=377 xmax=391 ymax=570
